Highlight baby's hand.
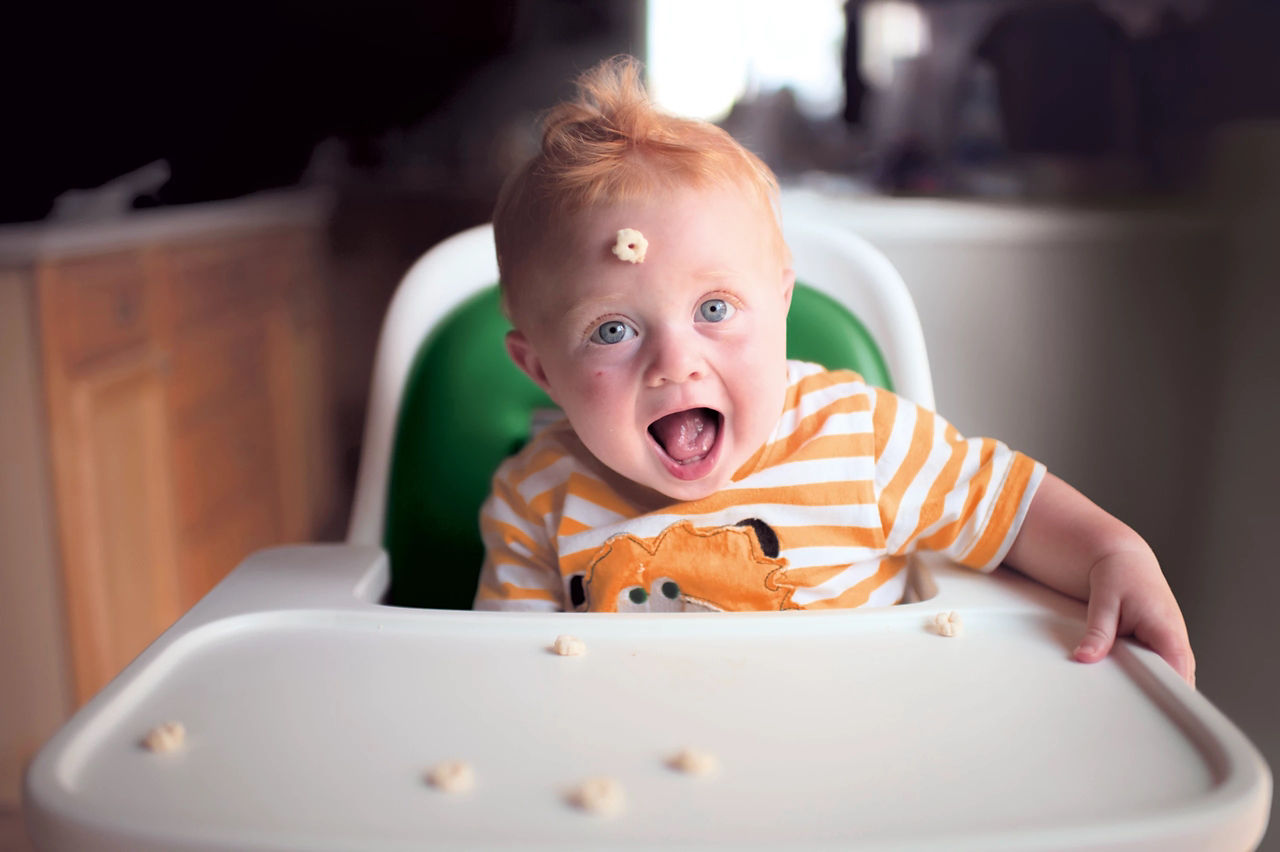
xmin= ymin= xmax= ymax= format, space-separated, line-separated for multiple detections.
xmin=1006 ymin=474 xmax=1195 ymax=687
xmin=1074 ymin=549 xmax=1195 ymax=687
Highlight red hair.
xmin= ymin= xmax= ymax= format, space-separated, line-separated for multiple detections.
xmin=493 ymin=55 xmax=785 ymax=319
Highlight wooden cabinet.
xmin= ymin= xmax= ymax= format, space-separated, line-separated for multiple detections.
xmin=44 ymin=346 xmax=182 ymax=703
xmin=24 ymin=196 xmax=339 ymax=704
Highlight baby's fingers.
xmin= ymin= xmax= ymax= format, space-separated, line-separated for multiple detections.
xmin=1137 ymin=621 xmax=1197 ymax=687
xmin=1073 ymin=591 xmax=1119 ymax=664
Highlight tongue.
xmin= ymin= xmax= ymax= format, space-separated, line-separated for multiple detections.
xmin=650 ymin=408 xmax=718 ymax=462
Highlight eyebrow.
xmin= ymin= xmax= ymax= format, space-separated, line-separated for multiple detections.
xmin=562 ymin=295 xmax=630 ymax=332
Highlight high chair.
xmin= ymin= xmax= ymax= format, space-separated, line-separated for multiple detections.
xmin=24 ymin=214 xmax=1271 ymax=851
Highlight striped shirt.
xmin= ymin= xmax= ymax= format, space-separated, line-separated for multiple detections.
xmin=474 ymin=361 xmax=1045 ymax=612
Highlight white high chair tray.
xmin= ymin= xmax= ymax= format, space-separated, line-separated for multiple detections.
xmin=25 ymin=546 xmax=1270 ymax=851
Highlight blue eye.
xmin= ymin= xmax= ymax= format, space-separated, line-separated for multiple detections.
xmin=698 ymin=299 xmax=734 ymax=323
xmin=591 ymin=320 xmax=636 ymax=344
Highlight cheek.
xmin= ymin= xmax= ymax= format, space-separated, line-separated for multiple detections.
xmin=720 ymin=320 xmax=787 ymax=390
xmin=560 ymin=361 xmax=622 ymax=404
xmin=720 ymin=326 xmax=777 ymax=363
xmin=582 ymin=367 xmax=613 ymax=394
xmin=586 ymin=377 xmax=617 ymax=416
xmin=751 ymin=317 xmax=789 ymax=359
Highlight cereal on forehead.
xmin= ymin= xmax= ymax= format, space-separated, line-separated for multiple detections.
xmin=611 ymin=228 xmax=647 ymax=263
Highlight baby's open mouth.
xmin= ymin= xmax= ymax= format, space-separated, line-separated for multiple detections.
xmin=648 ymin=407 xmax=721 ymax=465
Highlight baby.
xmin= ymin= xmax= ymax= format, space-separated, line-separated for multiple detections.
xmin=473 ymin=56 xmax=1194 ymax=686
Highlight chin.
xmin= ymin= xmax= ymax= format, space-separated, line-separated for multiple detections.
xmin=652 ymin=475 xmax=726 ymax=503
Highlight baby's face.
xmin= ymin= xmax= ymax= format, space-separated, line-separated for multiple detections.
xmin=507 ymin=184 xmax=794 ymax=502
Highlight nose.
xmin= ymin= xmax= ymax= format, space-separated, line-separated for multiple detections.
xmin=643 ymin=325 xmax=704 ymax=387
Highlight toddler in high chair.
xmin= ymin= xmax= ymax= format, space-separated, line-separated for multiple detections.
xmin=472 ymin=56 xmax=1194 ymax=687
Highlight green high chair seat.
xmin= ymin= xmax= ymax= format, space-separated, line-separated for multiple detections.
xmin=347 ymin=219 xmax=935 ymax=609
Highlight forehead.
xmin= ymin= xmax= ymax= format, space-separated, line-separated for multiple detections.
xmin=567 ymin=186 xmax=775 ymax=281
xmin=570 ymin=183 xmax=771 ymax=250
xmin=505 ymin=183 xmax=784 ymax=327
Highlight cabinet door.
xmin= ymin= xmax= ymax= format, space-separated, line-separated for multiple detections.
xmin=36 ymin=223 xmax=340 ymax=703
xmin=48 ymin=350 xmax=183 ymax=703
xmin=40 ymin=251 xmax=183 ymax=703
xmin=263 ymin=231 xmax=338 ymax=541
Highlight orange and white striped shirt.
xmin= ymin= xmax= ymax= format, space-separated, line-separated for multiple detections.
xmin=474 ymin=361 xmax=1045 ymax=612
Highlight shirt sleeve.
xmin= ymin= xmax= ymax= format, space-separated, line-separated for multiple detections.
xmin=869 ymin=386 xmax=1046 ymax=572
xmin=472 ymin=456 xmax=565 ymax=611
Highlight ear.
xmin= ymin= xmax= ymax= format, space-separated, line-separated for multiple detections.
xmin=734 ymin=517 xmax=780 ymax=558
xmin=505 ymin=330 xmax=555 ymax=397
xmin=780 ymin=267 xmax=796 ymax=310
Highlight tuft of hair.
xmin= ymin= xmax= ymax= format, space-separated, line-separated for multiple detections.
xmin=493 ymin=55 xmax=784 ymax=319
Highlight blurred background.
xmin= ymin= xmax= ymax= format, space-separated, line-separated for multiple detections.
xmin=2 ymin=0 xmax=1277 ymax=847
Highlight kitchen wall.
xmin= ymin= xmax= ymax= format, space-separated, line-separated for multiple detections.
xmin=1186 ymin=123 xmax=1280 ymax=816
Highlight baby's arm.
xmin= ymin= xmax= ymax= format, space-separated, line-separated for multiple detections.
xmin=474 ymin=464 xmax=566 ymax=611
xmin=1003 ymin=473 xmax=1195 ymax=686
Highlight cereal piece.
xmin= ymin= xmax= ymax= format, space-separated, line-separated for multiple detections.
xmin=425 ymin=760 xmax=475 ymax=793
xmin=932 ymin=610 xmax=963 ymax=637
xmin=568 ymin=776 xmax=625 ymax=816
xmin=611 ymin=228 xmax=647 ymax=263
xmin=552 ymin=634 xmax=586 ymax=656
xmin=141 ymin=721 xmax=185 ymax=753
xmin=667 ymin=747 xmax=719 ymax=776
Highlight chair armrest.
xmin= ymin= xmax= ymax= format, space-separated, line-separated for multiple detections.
xmin=179 ymin=544 xmax=392 ymax=627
